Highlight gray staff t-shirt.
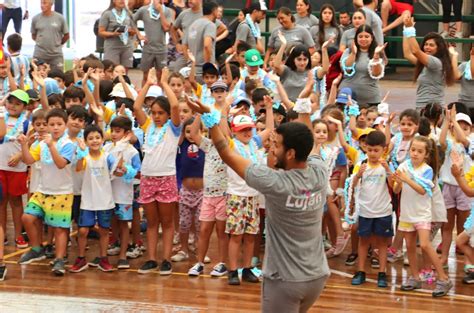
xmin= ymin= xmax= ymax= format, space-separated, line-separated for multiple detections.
xmin=458 ymin=62 xmax=474 ymax=108
xmin=340 ymin=28 xmax=356 ymax=49
xmin=31 ymin=12 xmax=68 ymax=58
xmin=99 ymin=10 xmax=135 ymax=49
xmin=362 ymin=7 xmax=383 ymax=45
xmin=235 ymin=22 xmax=257 ymax=49
xmin=134 ymin=5 xmax=173 ymax=54
xmin=340 ymin=49 xmax=383 ymax=105
xmin=294 ymin=14 xmax=319 ymax=31
xmin=245 ymin=156 xmax=329 ymax=282
xmin=416 ymin=55 xmax=445 ymax=108
xmin=268 ymin=25 xmax=315 ymax=50
xmin=281 ymin=65 xmax=309 ymax=101
xmin=174 ymin=8 xmax=203 ymax=34
xmin=183 ymin=18 xmax=216 ymax=75
xmin=309 ymin=25 xmax=340 ymax=49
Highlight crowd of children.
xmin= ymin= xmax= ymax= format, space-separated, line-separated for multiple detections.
xmin=0 ymin=0 xmax=472 ymax=302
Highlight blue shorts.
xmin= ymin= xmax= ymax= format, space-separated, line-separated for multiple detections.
xmin=114 ymin=203 xmax=133 ymax=221
xmin=358 ymin=215 xmax=394 ymax=238
xmin=78 ymin=209 xmax=113 ymax=228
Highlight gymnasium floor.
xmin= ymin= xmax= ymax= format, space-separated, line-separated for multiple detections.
xmin=1 ymin=77 xmax=473 ymax=312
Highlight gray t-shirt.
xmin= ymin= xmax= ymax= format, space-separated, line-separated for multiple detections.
xmin=309 ymin=25 xmax=340 ymax=49
xmin=245 ymin=156 xmax=330 ymax=282
xmin=281 ymin=65 xmax=309 ymax=101
xmin=340 ymin=49 xmax=382 ymax=105
xmin=134 ymin=5 xmax=173 ymax=54
xmin=183 ymin=17 xmax=216 ymax=74
xmin=416 ymin=55 xmax=445 ymax=108
xmin=31 ymin=12 xmax=68 ymax=58
xmin=235 ymin=22 xmax=257 ymax=49
xmin=174 ymin=8 xmax=203 ymax=34
xmin=340 ymin=28 xmax=356 ymax=49
xmin=268 ymin=25 xmax=315 ymax=50
xmin=294 ymin=14 xmax=319 ymax=31
xmin=362 ymin=7 xmax=383 ymax=45
xmin=99 ymin=10 xmax=135 ymax=49
xmin=458 ymin=62 xmax=474 ymax=108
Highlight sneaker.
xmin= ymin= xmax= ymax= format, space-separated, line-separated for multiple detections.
xmin=401 ymin=277 xmax=422 ymax=291
xmin=107 ymin=242 xmax=120 ymax=256
xmin=88 ymin=256 xmax=101 ymax=267
xmin=171 ymin=250 xmax=189 ymax=262
xmin=251 ymin=256 xmax=260 ymax=268
xmin=377 ymin=272 xmax=388 ymax=288
xmin=49 ymin=256 xmax=68 ymax=266
xmin=419 ymin=269 xmax=436 ymax=284
xmin=159 ymin=260 xmax=172 ymax=275
xmin=371 ymin=257 xmax=380 ymax=269
xmin=117 ymin=259 xmax=130 ymax=269
xmin=387 ymin=248 xmax=403 ymax=263
xmin=69 ymin=257 xmax=88 ymax=273
xmin=188 ymin=262 xmax=204 ymax=276
xmin=432 ymin=279 xmax=453 ymax=297
xmin=0 ymin=265 xmax=7 ymax=281
xmin=462 ymin=271 xmax=474 ymax=284
xmin=51 ymin=259 xmax=66 ymax=276
xmin=204 ymin=255 xmax=211 ymax=264
xmin=15 ymin=235 xmax=28 ymax=249
xmin=44 ymin=244 xmax=55 ymax=259
xmin=345 ymin=253 xmax=358 ymax=266
xmin=98 ymin=257 xmax=114 ymax=272
xmin=18 ymin=248 xmax=46 ymax=265
xmin=137 ymin=241 xmax=146 ymax=252
xmin=210 ymin=262 xmax=228 ymax=277
xmin=242 ymin=267 xmax=259 ymax=283
xmin=333 ymin=233 xmax=350 ymax=256
xmin=464 ymin=264 xmax=474 ymax=274
xmin=173 ymin=232 xmax=180 ymax=245
xmin=351 ymin=271 xmax=366 ymax=285
xmin=227 ymin=270 xmax=240 ymax=285
xmin=138 ymin=260 xmax=158 ymax=274
xmin=126 ymin=244 xmax=142 ymax=259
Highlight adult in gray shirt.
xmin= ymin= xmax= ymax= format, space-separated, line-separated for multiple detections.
xmin=134 ymin=1 xmax=173 ymax=86
xmin=361 ymin=0 xmax=384 ymax=45
xmin=340 ymin=25 xmax=387 ymax=106
xmin=98 ymin=0 xmax=137 ymax=68
xmin=310 ymin=4 xmax=341 ymax=50
xmin=402 ymin=17 xmax=455 ymax=109
xmin=233 ymin=1 xmax=266 ymax=54
xmin=30 ymin=0 xmax=69 ymax=71
xmin=339 ymin=9 xmax=366 ymax=52
xmin=183 ymin=1 xmax=217 ymax=77
xmin=294 ymin=0 xmax=319 ymax=31
xmin=187 ymin=98 xmax=329 ymax=313
xmin=457 ymin=49 xmax=474 ymax=109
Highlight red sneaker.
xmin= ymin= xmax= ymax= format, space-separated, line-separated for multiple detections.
xmin=98 ymin=257 xmax=114 ymax=272
xmin=15 ymin=235 xmax=28 ymax=249
xmin=70 ymin=257 xmax=88 ymax=273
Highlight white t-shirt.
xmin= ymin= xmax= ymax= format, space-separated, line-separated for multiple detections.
xmin=200 ymin=137 xmax=228 ymax=197
xmin=104 ymin=142 xmax=141 ymax=205
xmin=140 ymin=118 xmax=182 ymax=177
xmin=431 ymin=183 xmax=447 ymax=223
xmin=391 ymin=135 xmax=411 ymax=165
xmin=80 ymin=152 xmax=115 ymax=211
xmin=0 ymin=115 xmax=29 ymax=172
xmin=399 ymin=161 xmax=433 ymax=223
xmin=439 ymin=138 xmax=471 ymax=186
xmin=354 ymin=162 xmax=392 ymax=218
xmin=29 ymin=141 xmax=41 ymax=193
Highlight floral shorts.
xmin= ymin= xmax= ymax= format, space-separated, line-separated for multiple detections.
xmin=138 ymin=175 xmax=179 ymax=204
xmin=225 ymin=194 xmax=260 ymax=235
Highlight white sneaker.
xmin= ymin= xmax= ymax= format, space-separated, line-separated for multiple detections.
xmin=188 ymin=262 xmax=204 ymax=276
xmin=171 ymin=250 xmax=189 ymax=262
xmin=188 ymin=233 xmax=195 ymax=245
xmin=173 ymin=232 xmax=180 ymax=245
xmin=204 ymin=255 xmax=211 ymax=264
xmin=210 ymin=262 xmax=228 ymax=277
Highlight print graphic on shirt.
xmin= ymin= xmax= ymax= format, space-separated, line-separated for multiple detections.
xmin=90 ymin=165 xmax=106 ymax=177
xmin=187 ymin=144 xmax=200 ymax=159
xmin=285 ymin=189 xmax=323 ymax=211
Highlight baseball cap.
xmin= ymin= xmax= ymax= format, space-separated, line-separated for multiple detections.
xmin=249 ymin=0 xmax=267 ymax=12
xmin=259 ymin=102 xmax=287 ymax=116
xmin=8 ymin=89 xmax=30 ymax=105
xmin=245 ymin=49 xmax=263 ymax=67
xmin=211 ymin=80 xmax=228 ymax=92
xmin=109 ymin=83 xmax=138 ymax=99
xmin=146 ymin=85 xmax=163 ymax=98
xmin=336 ymin=87 xmax=354 ymax=104
xmin=373 ymin=116 xmax=387 ymax=127
xmin=26 ymin=89 xmax=40 ymax=101
xmin=456 ymin=113 xmax=472 ymax=126
xmin=202 ymin=63 xmax=219 ymax=76
xmin=231 ymin=115 xmax=256 ymax=132
xmin=232 ymin=96 xmax=252 ymax=108
xmin=44 ymin=78 xmax=61 ymax=96
xmin=179 ymin=67 xmax=191 ymax=78
xmin=356 ymin=127 xmax=374 ymax=140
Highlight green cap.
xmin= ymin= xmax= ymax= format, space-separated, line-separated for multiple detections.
xmin=8 ymin=89 xmax=30 ymax=105
xmin=245 ymin=49 xmax=263 ymax=66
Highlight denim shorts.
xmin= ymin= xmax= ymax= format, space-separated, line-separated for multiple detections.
xmin=78 ymin=209 xmax=114 ymax=228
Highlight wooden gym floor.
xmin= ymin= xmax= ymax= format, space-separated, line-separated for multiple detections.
xmin=1 ymin=79 xmax=473 ymax=311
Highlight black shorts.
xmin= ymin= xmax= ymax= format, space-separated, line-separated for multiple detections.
xmin=358 ymin=215 xmax=394 ymax=238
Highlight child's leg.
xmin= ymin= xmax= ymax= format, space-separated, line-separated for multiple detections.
xmin=376 ymin=236 xmax=388 ymax=273
xmin=9 ymin=195 xmax=24 ymax=239
xmin=418 ymin=228 xmax=449 ymax=281
xmin=173 ymin=202 xmax=179 ymax=239
xmin=98 ymin=226 xmax=109 ymax=258
xmin=77 ymin=227 xmax=89 ymax=257
xmin=327 ymin=197 xmax=344 ymax=238
xmin=456 ymin=232 xmax=474 ymax=264
xmin=54 ymin=227 xmax=68 ymax=259
xmin=118 ymin=220 xmax=130 ymax=260
xmin=158 ymin=202 xmax=175 ymax=260
xmin=114 ymin=205 xmax=133 ymax=260
xmin=455 ymin=209 xmax=470 ymax=244
xmin=0 ymin=224 xmax=4 ymax=261
xmin=131 ymin=208 xmax=142 ymax=244
xmin=178 ymin=201 xmax=192 ymax=253
xmin=196 ymin=221 xmax=215 ymax=263
xmin=350 ymin=225 xmax=359 ymax=254
xmin=357 ymin=236 xmax=371 ymax=272
xmin=242 ymin=234 xmax=256 ymax=268
xmin=440 ymin=208 xmax=456 ymax=264
xmin=228 ymin=234 xmax=243 ymax=271
xmin=143 ymin=201 xmax=159 ymax=261
xmin=21 ymin=214 xmax=40 ymax=247
xmin=0 ymin=196 xmax=9 ymax=240
xmin=110 ymin=216 xmax=119 ymax=244
xmin=403 ymin=230 xmax=419 ymax=278
xmin=46 ymin=226 xmax=54 ymax=244
xmin=216 ymin=220 xmax=228 ymax=263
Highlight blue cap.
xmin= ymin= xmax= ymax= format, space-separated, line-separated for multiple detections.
xmin=336 ymin=87 xmax=354 ymax=104
xmin=43 ymin=78 xmax=61 ymax=96
xmin=74 ymin=79 xmax=95 ymax=93
xmin=231 ymin=96 xmax=252 ymax=107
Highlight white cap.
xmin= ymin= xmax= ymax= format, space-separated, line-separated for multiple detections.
xmin=377 ymin=102 xmax=389 ymax=115
xmin=179 ymin=67 xmax=191 ymax=78
xmin=456 ymin=113 xmax=472 ymax=126
xmin=373 ymin=116 xmax=387 ymax=126
xmin=109 ymin=83 xmax=138 ymax=100
xmin=146 ymin=85 xmax=163 ymax=98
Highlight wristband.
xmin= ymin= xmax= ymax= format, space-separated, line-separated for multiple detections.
xmin=464 ymin=61 xmax=472 ymax=80
xmin=368 ymin=58 xmax=385 ymax=80
xmin=348 ymin=105 xmax=360 ymax=117
xmin=341 ymin=55 xmax=356 ymax=77
xmin=403 ymin=26 xmax=416 ymax=38
xmin=201 ymin=109 xmax=221 ymax=129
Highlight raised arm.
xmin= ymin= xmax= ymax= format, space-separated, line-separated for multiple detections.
xmin=273 ymin=31 xmax=287 ymax=76
xmin=133 ymin=69 xmax=156 ymax=126
xmin=187 ymin=50 xmax=198 ymax=91
xmin=257 ymin=95 xmax=275 ymax=143
xmin=32 ymin=71 xmax=50 ymax=111
xmin=439 ymin=106 xmax=451 ymax=151
xmin=403 ymin=16 xmax=430 ymax=66
xmin=316 ymin=37 xmax=333 ymax=79
xmin=161 ymin=67 xmax=180 ymax=127
xmin=17 ymin=134 xmax=36 ymax=165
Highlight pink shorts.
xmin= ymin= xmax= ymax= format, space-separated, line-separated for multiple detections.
xmin=442 ymin=183 xmax=472 ymax=211
xmin=398 ymin=221 xmax=431 ymax=232
xmin=199 ymin=195 xmax=227 ymax=222
xmin=138 ymin=175 xmax=179 ymax=204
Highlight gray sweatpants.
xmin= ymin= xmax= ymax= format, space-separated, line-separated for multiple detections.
xmin=262 ymin=275 xmax=329 ymax=313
